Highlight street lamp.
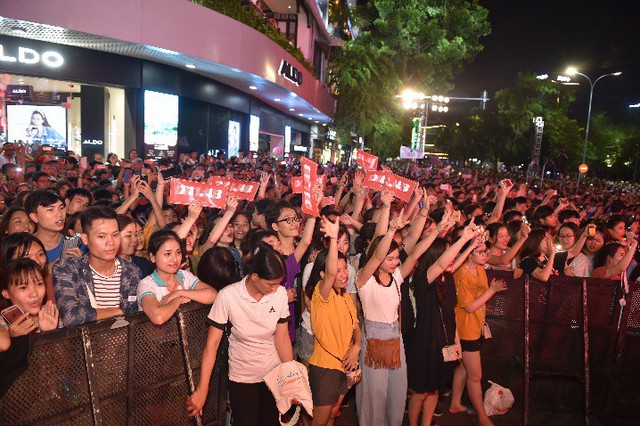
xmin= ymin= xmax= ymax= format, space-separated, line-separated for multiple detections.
xmin=565 ymin=67 xmax=622 ymax=182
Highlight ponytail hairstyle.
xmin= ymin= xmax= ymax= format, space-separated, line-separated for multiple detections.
xmin=305 ymin=249 xmax=349 ymax=300
xmin=244 ymin=243 xmax=286 ymax=281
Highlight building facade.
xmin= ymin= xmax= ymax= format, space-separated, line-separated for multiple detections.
xmin=0 ymin=0 xmax=338 ymax=160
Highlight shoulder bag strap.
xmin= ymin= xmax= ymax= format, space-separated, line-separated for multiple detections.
xmin=314 ymin=294 xmax=355 ymax=362
xmin=437 ymin=302 xmax=452 ymax=346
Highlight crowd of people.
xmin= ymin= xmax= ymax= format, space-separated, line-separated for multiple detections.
xmin=1 ymin=140 xmax=639 ymax=426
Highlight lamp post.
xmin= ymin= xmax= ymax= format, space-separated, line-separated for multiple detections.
xmin=565 ymin=67 xmax=622 ymax=182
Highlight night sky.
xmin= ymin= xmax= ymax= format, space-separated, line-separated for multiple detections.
xmin=452 ymin=0 xmax=640 ymax=122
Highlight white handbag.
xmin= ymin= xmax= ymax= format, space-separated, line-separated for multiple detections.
xmin=263 ymin=360 xmax=313 ymax=425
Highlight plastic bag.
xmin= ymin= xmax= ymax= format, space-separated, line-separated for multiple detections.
xmin=484 ymin=380 xmax=514 ymax=416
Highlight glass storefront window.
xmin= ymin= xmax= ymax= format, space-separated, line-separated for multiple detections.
xmin=0 ymin=73 xmax=126 ymax=161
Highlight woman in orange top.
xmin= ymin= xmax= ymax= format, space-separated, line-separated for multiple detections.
xmin=450 ymin=242 xmax=506 ymax=426
xmin=305 ymin=216 xmax=361 ymax=425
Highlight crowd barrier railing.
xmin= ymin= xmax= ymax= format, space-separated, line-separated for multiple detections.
xmin=1 ymin=274 xmax=640 ymax=425
xmin=483 ymin=270 xmax=640 ymax=424
xmin=0 ymin=302 xmax=224 ymax=426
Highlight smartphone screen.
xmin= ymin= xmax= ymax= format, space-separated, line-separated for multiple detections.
xmin=1 ymin=305 xmax=24 ymax=325
xmin=161 ymin=166 xmax=181 ymax=181
xmin=80 ymin=157 xmax=87 ymax=168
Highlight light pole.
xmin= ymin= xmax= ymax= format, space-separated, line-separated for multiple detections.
xmin=565 ymin=67 xmax=622 ymax=182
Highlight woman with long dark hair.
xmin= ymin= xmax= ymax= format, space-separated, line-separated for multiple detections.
xmin=355 ymin=191 xmax=453 ymax=426
xmin=407 ymin=223 xmax=479 ymax=426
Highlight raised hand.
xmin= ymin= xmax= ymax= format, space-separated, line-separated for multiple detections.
xmin=354 ymin=170 xmax=365 ymax=187
xmin=436 ymin=210 xmax=454 ymax=233
xmin=37 ymin=301 xmax=59 ymax=332
xmin=138 ymin=180 xmax=154 ymax=200
xmin=187 ymin=202 xmax=204 ymax=220
xmin=389 ymin=208 xmax=408 ymax=230
xmin=380 ymin=190 xmax=394 ymax=207
xmin=340 ymin=173 xmax=349 ymax=188
xmin=461 ymin=222 xmax=479 ymax=241
xmin=320 ymin=215 xmax=340 ymax=239
xmin=340 ymin=214 xmax=354 ymax=226
xmin=226 ymin=195 xmax=239 ymax=214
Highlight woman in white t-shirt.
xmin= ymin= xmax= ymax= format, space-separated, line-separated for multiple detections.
xmin=188 ymin=244 xmax=292 ymax=426
xmin=356 ymin=192 xmax=453 ymax=426
xmin=137 ymin=230 xmax=217 ymax=325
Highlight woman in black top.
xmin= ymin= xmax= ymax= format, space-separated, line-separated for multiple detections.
xmin=407 ymin=224 xmax=479 ymax=426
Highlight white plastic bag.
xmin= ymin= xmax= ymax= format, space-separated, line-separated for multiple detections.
xmin=484 ymin=380 xmax=514 ymax=416
xmin=263 ymin=361 xmax=313 ymax=425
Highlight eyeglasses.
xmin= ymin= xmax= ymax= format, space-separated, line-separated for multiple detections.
xmin=276 ymin=215 xmax=301 ymax=225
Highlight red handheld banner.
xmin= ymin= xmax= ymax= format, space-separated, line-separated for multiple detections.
xmin=209 ymin=177 xmax=259 ymax=200
xmin=362 ymin=171 xmax=418 ymax=203
xmin=363 ymin=170 xmax=388 ymax=191
xmin=388 ymin=173 xmax=417 ymax=203
xmin=169 ymin=179 xmax=227 ymax=209
xmin=356 ymin=151 xmax=379 ymax=172
xmin=291 ymin=176 xmax=303 ymax=194
xmin=301 ymin=157 xmax=320 ymax=216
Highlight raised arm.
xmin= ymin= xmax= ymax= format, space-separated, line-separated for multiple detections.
xmin=400 ymin=209 xmax=454 ymax=279
xmin=487 ymin=181 xmax=513 ymax=224
xmin=488 ymin=224 xmax=530 ymax=266
xmin=357 ymin=209 xmax=407 ymax=288
xmin=318 ymin=216 xmax=340 ymax=299
xmin=294 ymin=215 xmax=317 ymax=263
xmin=530 ymin=235 xmax=556 ymax=282
xmin=427 ymin=223 xmax=477 ymax=284
xmin=199 ymin=196 xmax=238 ymax=253
xmin=374 ymin=190 xmax=394 ymax=238
xmin=403 ymin=193 xmax=436 ymax=253
xmin=174 ymin=202 xmax=203 ymax=239
xmin=116 ymin=176 xmax=141 ymax=214
xmin=605 ymin=235 xmax=638 ymax=278
xmin=566 ymin=226 xmax=588 ymax=260
xmin=257 ymin=172 xmax=270 ymax=200
xmin=451 ymin=238 xmax=482 ymax=272
xmin=138 ymin=180 xmax=167 ymax=229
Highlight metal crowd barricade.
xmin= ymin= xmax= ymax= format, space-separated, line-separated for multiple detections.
xmin=0 ymin=303 xmax=224 ymax=426
xmin=483 ymin=271 xmax=639 ymax=425
xmin=2 ymin=278 xmax=640 ymax=425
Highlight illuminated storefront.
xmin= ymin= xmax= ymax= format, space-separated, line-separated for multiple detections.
xmin=0 ymin=0 xmax=336 ymax=160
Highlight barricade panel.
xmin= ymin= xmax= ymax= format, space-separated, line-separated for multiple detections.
xmin=133 ymin=316 xmax=185 ymax=390
xmin=2 ymin=329 xmax=91 ymax=425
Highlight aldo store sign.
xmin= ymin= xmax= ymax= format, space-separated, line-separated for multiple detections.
xmin=0 ymin=44 xmax=64 ymax=68
xmin=279 ymin=60 xmax=303 ymax=86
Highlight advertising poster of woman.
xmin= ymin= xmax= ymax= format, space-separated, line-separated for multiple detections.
xmin=7 ymin=105 xmax=67 ymax=151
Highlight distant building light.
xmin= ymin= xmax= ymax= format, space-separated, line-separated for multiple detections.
xmin=630 ymin=103 xmax=640 ymax=108
xmin=556 ymin=75 xmax=571 ymax=82
xmin=537 ymin=74 xmax=549 ymax=80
